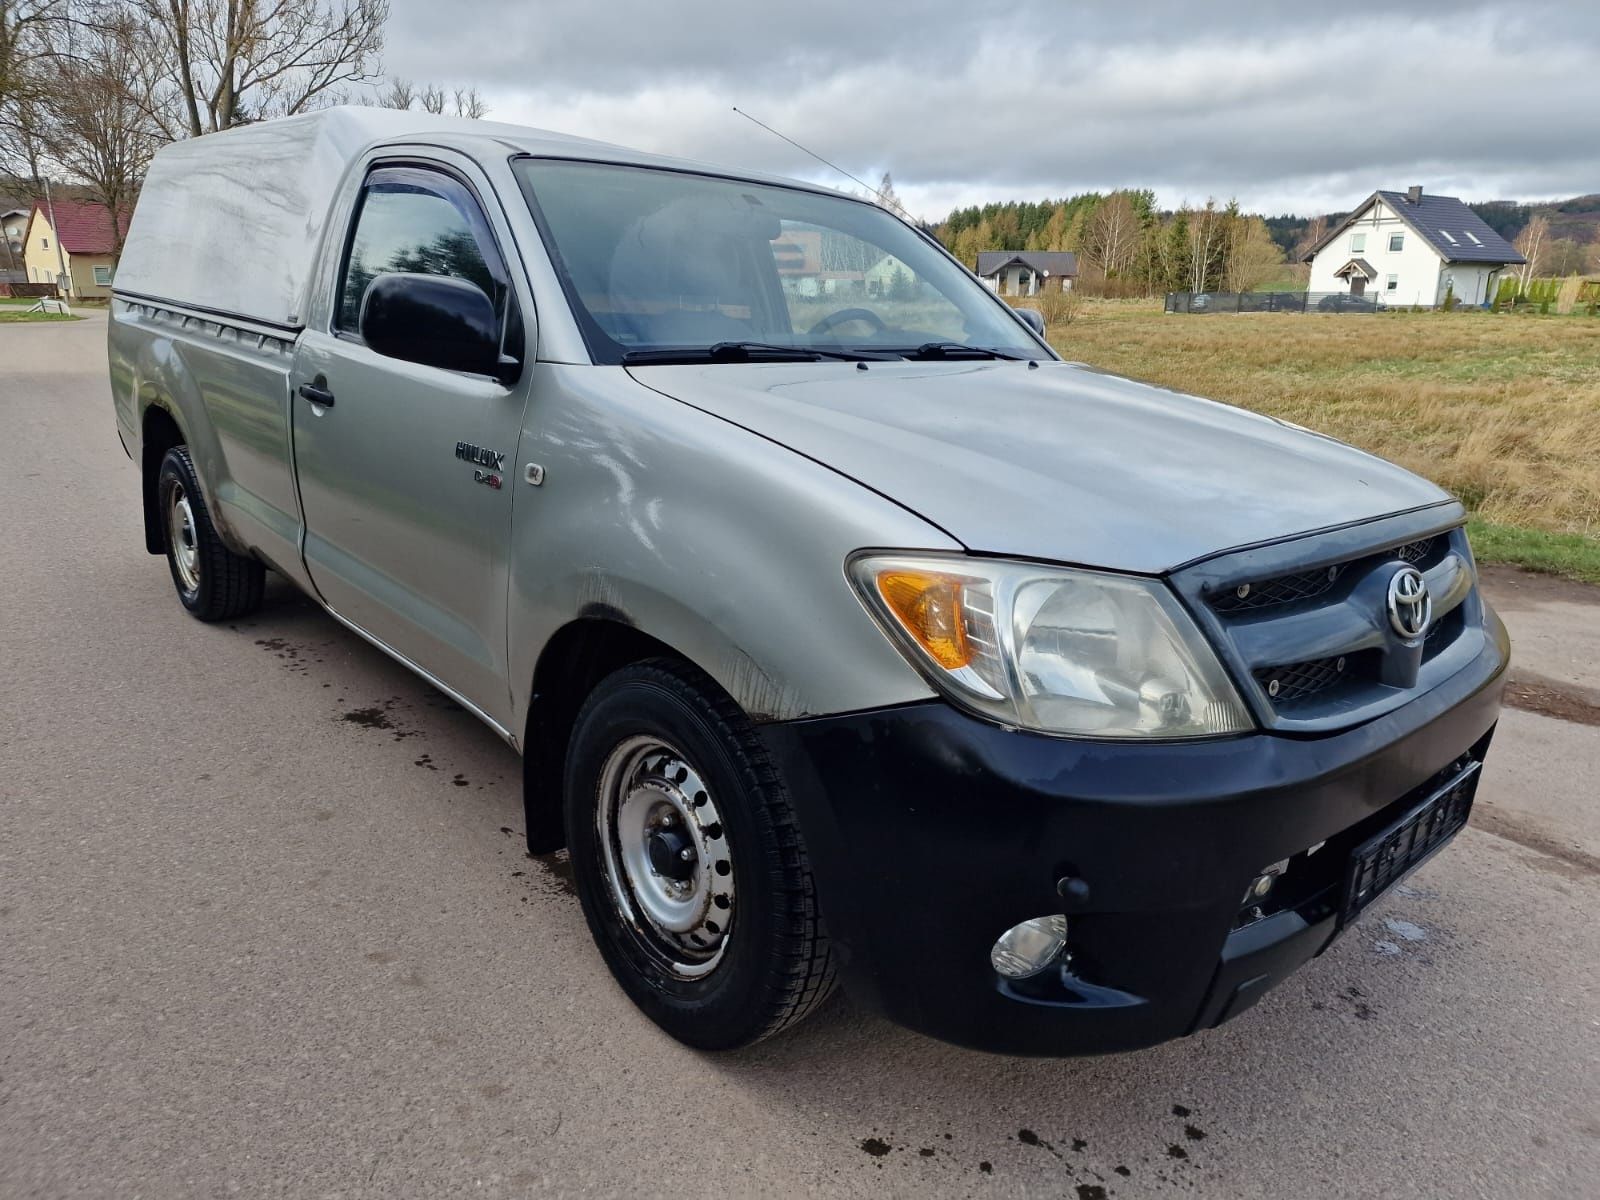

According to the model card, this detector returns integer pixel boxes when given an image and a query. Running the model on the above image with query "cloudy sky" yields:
[383,0,1600,221]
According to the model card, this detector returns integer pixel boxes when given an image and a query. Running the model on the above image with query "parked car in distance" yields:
[1317,293,1381,313]
[108,109,1507,1055]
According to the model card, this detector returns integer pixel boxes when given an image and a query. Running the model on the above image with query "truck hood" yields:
[626,359,1451,574]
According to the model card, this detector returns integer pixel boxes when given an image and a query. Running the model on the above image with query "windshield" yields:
[512,159,1043,364]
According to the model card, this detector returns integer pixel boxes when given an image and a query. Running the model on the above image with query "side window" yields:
[1388,233,1405,252]
[1350,232,1366,253]
[336,166,509,335]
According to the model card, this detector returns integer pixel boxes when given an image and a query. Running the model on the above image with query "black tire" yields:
[156,446,265,622]
[564,659,836,1050]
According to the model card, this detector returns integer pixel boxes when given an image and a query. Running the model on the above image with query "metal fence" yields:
[0,281,60,299]
[1165,291,1426,314]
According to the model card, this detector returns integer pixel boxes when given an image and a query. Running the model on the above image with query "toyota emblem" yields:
[1386,566,1432,640]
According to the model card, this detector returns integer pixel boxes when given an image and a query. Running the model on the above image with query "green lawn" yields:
[1466,519,1600,585]
[0,308,79,322]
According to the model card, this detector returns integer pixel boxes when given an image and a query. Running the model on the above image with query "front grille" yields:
[1211,564,1341,613]
[1254,656,1346,704]
[1209,536,1439,616]
[1174,522,1480,732]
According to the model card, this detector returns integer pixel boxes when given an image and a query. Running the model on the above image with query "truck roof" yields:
[115,107,823,331]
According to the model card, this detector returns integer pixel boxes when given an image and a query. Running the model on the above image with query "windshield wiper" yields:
[899,341,1030,361]
[621,341,885,365]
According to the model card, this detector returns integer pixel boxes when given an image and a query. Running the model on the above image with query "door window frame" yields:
[330,160,523,370]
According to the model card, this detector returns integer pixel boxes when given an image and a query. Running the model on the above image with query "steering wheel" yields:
[807,307,889,338]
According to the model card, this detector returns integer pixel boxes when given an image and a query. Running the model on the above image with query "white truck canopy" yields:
[115,107,615,330]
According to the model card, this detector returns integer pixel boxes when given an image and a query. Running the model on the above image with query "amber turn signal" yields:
[875,570,972,670]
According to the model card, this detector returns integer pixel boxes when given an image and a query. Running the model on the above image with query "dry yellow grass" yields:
[1049,302,1600,538]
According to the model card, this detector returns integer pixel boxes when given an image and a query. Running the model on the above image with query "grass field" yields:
[1047,302,1600,582]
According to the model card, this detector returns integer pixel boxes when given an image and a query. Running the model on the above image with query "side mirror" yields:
[360,272,513,380]
[1015,306,1046,336]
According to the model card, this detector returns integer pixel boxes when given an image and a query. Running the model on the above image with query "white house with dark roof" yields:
[1302,187,1524,307]
[975,251,1078,296]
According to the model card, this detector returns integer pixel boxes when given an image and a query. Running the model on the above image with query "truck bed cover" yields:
[114,108,616,330]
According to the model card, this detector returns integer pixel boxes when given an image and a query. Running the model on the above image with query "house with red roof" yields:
[22,199,130,299]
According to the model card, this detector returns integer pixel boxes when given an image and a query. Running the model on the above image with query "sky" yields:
[382,0,1600,222]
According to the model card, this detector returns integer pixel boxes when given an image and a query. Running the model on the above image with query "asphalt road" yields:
[3,312,1597,1199]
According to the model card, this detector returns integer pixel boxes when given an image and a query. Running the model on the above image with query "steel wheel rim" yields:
[596,735,735,979]
[168,483,200,594]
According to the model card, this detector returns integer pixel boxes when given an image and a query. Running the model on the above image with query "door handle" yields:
[297,381,335,408]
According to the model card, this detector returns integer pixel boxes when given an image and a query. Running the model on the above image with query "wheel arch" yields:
[140,401,187,555]
[521,616,701,854]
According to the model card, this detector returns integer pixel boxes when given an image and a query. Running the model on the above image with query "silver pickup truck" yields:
[109,108,1507,1055]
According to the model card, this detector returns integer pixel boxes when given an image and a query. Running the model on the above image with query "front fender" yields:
[506,364,951,728]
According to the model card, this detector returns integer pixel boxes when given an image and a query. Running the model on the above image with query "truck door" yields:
[289,161,530,729]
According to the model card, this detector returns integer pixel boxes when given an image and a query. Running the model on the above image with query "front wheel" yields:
[564,660,836,1049]
[157,446,265,621]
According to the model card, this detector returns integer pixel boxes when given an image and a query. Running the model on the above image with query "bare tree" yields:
[875,171,909,220]
[376,76,487,118]
[0,0,62,172]
[451,87,487,119]
[1223,215,1286,292]
[0,87,47,177]
[37,15,165,258]
[1079,192,1142,277]
[1,0,56,105]
[131,0,389,136]
[1293,214,1328,262]
[375,74,414,111]
[1514,214,1549,291]
[1542,235,1587,277]
[1186,200,1230,292]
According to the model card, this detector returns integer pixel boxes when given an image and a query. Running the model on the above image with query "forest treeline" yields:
[936,191,1294,296]
[934,190,1600,297]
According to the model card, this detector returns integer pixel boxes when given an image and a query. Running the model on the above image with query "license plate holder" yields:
[1340,760,1481,926]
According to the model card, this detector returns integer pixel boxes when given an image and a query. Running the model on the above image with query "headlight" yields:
[849,553,1252,739]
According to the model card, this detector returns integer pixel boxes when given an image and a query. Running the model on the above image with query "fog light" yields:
[1242,858,1290,904]
[990,915,1069,979]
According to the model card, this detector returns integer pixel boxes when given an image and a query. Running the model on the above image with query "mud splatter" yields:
[1171,1104,1191,1118]
[918,1148,935,1158]
[529,850,578,897]
[1184,1124,1208,1141]
[978,1162,993,1174]
[1076,1186,1107,1200]
[342,706,393,730]
[860,1137,891,1158]
[1167,1145,1189,1160]
[1016,1129,1059,1157]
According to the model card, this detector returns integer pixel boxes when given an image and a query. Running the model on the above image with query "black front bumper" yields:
[759,613,1508,1056]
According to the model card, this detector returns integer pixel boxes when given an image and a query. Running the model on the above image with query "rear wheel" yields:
[564,659,836,1049]
[157,446,265,621]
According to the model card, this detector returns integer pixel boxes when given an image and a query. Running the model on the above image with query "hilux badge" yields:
[455,441,506,471]
[1386,566,1431,640]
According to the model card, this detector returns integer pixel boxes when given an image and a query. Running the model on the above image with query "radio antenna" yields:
[731,106,898,211]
